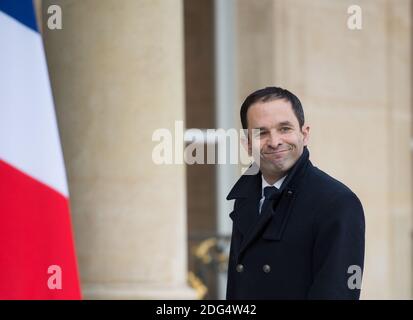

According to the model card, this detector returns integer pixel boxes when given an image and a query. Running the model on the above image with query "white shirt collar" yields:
[261,175,287,197]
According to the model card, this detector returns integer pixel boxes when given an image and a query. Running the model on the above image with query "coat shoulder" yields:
[306,165,357,198]
[304,165,364,215]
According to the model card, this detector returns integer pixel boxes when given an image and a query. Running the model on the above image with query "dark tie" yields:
[259,186,281,215]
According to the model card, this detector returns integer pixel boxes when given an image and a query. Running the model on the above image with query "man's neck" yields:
[261,171,286,185]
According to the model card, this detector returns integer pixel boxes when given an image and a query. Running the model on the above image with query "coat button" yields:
[263,264,271,273]
[236,264,244,273]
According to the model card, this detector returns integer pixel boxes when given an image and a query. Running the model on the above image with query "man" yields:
[226,86,365,299]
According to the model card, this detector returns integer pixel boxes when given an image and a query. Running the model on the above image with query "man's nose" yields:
[267,130,282,148]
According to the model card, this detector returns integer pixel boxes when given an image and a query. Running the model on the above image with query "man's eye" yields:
[252,131,262,138]
[280,127,291,132]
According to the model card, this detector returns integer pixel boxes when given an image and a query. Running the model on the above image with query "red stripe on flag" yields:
[0,159,81,299]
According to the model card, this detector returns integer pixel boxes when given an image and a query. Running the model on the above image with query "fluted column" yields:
[41,0,196,299]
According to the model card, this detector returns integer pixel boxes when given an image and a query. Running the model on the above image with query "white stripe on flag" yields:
[0,11,68,197]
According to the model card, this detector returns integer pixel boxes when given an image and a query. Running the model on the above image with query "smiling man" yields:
[226,86,365,300]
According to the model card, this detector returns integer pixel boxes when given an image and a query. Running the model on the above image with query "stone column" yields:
[235,0,412,299]
[41,0,196,299]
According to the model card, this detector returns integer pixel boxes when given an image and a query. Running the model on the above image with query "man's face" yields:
[247,99,310,177]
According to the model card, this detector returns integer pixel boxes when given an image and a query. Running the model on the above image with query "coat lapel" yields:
[229,197,258,236]
[262,188,296,241]
[237,188,296,253]
[228,170,261,238]
[238,201,274,253]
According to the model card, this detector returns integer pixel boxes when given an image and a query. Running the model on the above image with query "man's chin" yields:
[261,159,289,174]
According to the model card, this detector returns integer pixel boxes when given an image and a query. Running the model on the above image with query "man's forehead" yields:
[247,100,298,127]
[249,99,293,115]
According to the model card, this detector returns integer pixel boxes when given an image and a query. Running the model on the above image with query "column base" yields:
[82,283,198,300]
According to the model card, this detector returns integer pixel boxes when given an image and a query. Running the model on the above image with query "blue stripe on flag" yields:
[0,0,38,32]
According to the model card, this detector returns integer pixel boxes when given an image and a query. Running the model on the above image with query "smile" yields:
[264,147,292,155]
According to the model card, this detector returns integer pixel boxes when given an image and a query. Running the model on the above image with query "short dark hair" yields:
[240,86,305,129]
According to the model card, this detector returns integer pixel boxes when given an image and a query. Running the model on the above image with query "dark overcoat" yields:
[226,147,365,299]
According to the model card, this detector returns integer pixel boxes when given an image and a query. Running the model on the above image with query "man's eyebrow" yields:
[278,121,294,127]
[251,122,294,131]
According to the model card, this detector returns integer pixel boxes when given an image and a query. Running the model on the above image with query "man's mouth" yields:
[264,146,293,155]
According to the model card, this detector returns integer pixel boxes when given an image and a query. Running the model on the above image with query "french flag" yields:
[0,0,81,299]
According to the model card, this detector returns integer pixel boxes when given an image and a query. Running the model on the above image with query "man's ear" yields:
[302,125,310,146]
